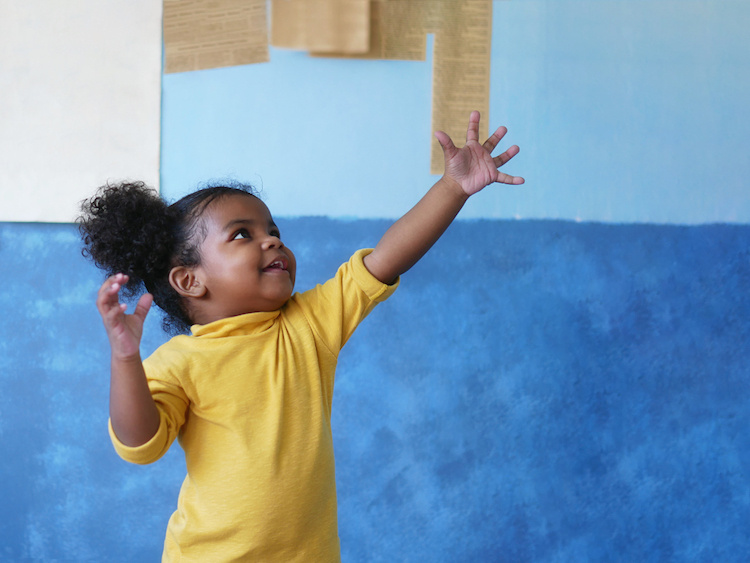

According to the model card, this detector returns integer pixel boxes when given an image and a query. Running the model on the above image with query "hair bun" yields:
[79,181,177,295]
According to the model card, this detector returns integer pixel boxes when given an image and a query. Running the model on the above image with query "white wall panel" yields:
[0,1,162,222]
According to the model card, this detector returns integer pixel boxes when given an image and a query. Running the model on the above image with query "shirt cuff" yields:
[350,248,399,301]
[108,415,171,465]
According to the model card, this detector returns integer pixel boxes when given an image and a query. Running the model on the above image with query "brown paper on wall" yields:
[430,1,492,174]
[163,0,493,173]
[270,0,370,54]
[329,0,438,61]
[164,0,269,73]
[310,0,492,174]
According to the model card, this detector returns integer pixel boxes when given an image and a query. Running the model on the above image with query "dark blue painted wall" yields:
[1,219,748,561]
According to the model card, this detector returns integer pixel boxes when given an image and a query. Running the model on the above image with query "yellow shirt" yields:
[109,249,398,562]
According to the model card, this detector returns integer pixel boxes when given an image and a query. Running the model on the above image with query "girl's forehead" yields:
[204,193,272,226]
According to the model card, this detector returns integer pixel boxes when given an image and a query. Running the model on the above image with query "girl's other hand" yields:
[96,273,153,360]
[435,110,524,196]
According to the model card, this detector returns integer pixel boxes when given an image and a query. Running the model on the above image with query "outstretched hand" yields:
[97,273,153,360]
[435,110,524,196]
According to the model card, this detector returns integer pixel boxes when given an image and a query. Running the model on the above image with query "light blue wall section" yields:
[161,0,750,224]
[493,0,750,224]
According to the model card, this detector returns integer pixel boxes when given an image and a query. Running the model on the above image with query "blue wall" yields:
[2,219,748,561]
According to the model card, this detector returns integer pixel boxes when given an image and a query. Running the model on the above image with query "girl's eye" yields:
[270,230,281,239]
[232,229,251,240]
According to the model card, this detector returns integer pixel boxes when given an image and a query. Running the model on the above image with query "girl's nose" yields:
[262,235,283,249]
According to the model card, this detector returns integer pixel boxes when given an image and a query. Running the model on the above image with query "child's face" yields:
[192,194,296,321]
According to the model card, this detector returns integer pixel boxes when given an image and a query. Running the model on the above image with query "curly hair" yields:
[78,180,258,334]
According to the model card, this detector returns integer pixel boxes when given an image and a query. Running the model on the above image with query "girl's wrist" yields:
[111,351,143,367]
[438,175,470,201]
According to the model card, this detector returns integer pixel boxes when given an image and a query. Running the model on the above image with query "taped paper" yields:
[164,0,269,73]
[271,0,370,54]
[430,1,492,174]
[306,0,493,174]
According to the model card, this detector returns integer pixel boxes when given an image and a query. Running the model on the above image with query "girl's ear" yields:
[169,265,206,298]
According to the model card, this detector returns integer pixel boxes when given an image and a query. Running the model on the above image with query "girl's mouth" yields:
[263,257,288,272]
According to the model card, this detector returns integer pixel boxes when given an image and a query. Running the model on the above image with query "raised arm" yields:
[363,111,524,284]
[97,273,160,446]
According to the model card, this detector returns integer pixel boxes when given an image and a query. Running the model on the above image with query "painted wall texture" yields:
[1,219,748,561]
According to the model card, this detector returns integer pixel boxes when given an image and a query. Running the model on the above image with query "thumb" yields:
[434,130,457,156]
[133,292,154,323]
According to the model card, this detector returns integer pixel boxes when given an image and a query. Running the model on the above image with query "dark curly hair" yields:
[78,180,259,334]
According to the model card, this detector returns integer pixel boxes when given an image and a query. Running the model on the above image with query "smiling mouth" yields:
[263,258,288,272]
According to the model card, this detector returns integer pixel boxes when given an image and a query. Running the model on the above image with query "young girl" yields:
[79,112,523,562]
